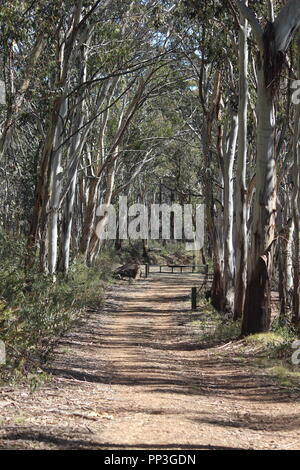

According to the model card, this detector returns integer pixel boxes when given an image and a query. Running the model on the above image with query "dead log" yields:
[113,263,141,279]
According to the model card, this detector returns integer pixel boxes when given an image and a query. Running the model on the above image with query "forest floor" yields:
[0,272,300,450]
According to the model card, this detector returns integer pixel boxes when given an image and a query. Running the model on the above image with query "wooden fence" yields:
[144,264,209,277]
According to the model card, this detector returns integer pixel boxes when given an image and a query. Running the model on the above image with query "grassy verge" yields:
[187,296,300,389]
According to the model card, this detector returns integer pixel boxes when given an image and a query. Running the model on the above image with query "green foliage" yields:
[188,300,241,346]
[0,234,112,383]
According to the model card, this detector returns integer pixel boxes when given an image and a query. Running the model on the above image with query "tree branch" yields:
[236,1,263,51]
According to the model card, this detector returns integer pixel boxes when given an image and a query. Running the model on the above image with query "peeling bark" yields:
[234,7,248,320]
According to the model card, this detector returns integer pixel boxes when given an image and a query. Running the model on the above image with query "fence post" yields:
[191,287,197,310]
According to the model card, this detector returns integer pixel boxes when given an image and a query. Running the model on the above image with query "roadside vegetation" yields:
[187,294,300,390]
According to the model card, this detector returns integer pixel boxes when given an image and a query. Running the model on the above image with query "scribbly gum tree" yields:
[237,0,300,335]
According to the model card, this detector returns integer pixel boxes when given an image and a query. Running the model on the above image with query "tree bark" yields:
[223,105,238,312]
[292,50,300,325]
[242,58,276,335]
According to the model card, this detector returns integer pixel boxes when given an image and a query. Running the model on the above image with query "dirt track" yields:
[0,273,300,450]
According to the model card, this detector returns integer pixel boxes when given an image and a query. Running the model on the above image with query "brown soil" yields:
[0,273,300,450]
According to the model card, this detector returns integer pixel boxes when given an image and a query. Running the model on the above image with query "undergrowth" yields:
[0,232,114,385]
[188,295,300,388]
[118,240,195,266]
[188,299,241,346]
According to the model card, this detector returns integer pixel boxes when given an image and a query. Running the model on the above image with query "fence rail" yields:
[145,264,209,277]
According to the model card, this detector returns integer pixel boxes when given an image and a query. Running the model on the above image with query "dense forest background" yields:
[1,0,300,380]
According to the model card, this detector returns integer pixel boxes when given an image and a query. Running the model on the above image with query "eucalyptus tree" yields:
[233,0,248,320]
[77,2,179,266]
[85,63,182,265]
[291,38,300,325]
[236,0,300,335]
[0,1,58,162]
[23,0,178,274]
[172,1,243,311]
[222,95,239,312]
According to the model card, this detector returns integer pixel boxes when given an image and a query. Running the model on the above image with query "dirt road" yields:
[0,273,300,449]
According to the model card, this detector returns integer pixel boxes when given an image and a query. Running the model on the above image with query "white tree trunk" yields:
[47,98,68,275]
[292,63,300,323]
[87,160,117,266]
[234,9,248,320]
[223,107,238,312]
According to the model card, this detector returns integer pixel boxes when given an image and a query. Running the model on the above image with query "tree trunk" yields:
[200,71,224,309]
[234,8,248,320]
[223,106,238,312]
[242,56,276,335]
[58,29,90,273]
